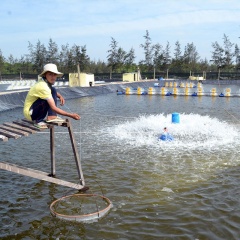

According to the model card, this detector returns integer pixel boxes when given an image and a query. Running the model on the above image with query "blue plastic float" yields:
[117,91,125,95]
[172,112,180,124]
[219,93,224,97]
[159,133,174,141]
[158,112,179,141]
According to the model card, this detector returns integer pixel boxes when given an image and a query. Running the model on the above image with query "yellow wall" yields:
[69,73,95,87]
[122,72,139,82]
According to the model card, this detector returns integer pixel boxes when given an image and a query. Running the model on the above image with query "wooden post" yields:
[0,118,87,190]
[77,63,81,86]
[66,119,85,186]
[218,67,221,80]
[50,126,55,177]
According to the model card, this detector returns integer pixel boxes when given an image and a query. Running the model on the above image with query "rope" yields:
[81,112,136,119]
[224,108,240,124]
[214,77,240,124]
[50,99,113,222]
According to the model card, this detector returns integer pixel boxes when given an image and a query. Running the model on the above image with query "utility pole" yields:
[77,63,81,86]
[218,66,221,80]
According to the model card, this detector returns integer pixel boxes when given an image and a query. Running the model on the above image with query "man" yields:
[23,63,80,129]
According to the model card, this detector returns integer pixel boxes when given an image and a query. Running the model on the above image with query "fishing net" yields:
[50,194,113,222]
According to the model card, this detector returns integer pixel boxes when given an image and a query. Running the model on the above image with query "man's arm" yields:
[47,98,80,120]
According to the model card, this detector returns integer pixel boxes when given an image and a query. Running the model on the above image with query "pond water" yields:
[0,85,240,239]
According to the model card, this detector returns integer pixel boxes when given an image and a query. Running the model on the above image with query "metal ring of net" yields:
[50,193,113,222]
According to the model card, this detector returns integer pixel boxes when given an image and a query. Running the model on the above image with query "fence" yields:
[1,71,240,81]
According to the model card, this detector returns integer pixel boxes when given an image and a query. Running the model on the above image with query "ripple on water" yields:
[1,95,240,239]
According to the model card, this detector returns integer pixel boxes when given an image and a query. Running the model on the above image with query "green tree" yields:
[211,41,224,70]
[0,49,5,75]
[152,43,164,71]
[90,60,109,73]
[79,45,90,72]
[67,49,75,73]
[71,44,81,72]
[5,54,16,73]
[171,41,183,72]
[107,37,136,73]
[198,58,209,72]
[183,42,200,72]
[124,47,136,72]
[173,41,182,60]
[107,37,119,73]
[234,44,240,69]
[28,40,47,73]
[140,30,153,70]
[115,47,127,72]
[59,43,70,73]
[162,41,171,71]
[222,34,234,68]
[47,38,59,64]
[68,44,90,72]
[18,55,32,75]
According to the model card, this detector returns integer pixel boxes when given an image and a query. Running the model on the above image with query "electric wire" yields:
[215,76,240,124]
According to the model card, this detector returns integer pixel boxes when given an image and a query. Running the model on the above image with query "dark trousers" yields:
[30,87,57,123]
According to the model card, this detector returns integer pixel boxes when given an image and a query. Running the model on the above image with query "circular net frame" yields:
[50,194,113,222]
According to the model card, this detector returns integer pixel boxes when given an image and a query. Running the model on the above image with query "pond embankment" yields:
[1,79,240,112]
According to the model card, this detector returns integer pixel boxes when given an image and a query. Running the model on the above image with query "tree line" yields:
[0,30,239,77]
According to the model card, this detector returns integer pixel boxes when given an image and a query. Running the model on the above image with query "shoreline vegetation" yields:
[0,32,239,81]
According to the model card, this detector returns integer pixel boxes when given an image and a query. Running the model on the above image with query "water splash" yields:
[107,113,240,152]
[104,113,240,186]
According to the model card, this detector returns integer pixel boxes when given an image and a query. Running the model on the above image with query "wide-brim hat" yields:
[39,63,63,77]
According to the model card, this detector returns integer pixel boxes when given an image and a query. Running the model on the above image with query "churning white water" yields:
[107,113,239,150]
[103,113,240,186]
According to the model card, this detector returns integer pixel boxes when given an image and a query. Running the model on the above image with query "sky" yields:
[0,0,239,63]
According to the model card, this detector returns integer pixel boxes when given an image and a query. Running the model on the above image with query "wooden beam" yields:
[0,128,22,139]
[3,122,37,134]
[22,118,68,127]
[67,119,85,186]
[13,120,42,131]
[0,125,29,136]
[44,121,69,127]
[50,127,56,176]
[0,161,84,190]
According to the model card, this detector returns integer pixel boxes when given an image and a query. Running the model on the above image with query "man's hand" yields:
[71,113,81,120]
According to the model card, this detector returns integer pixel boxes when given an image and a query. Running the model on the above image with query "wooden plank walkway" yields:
[0,118,70,142]
[0,119,44,141]
[0,119,87,191]
[0,161,82,189]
